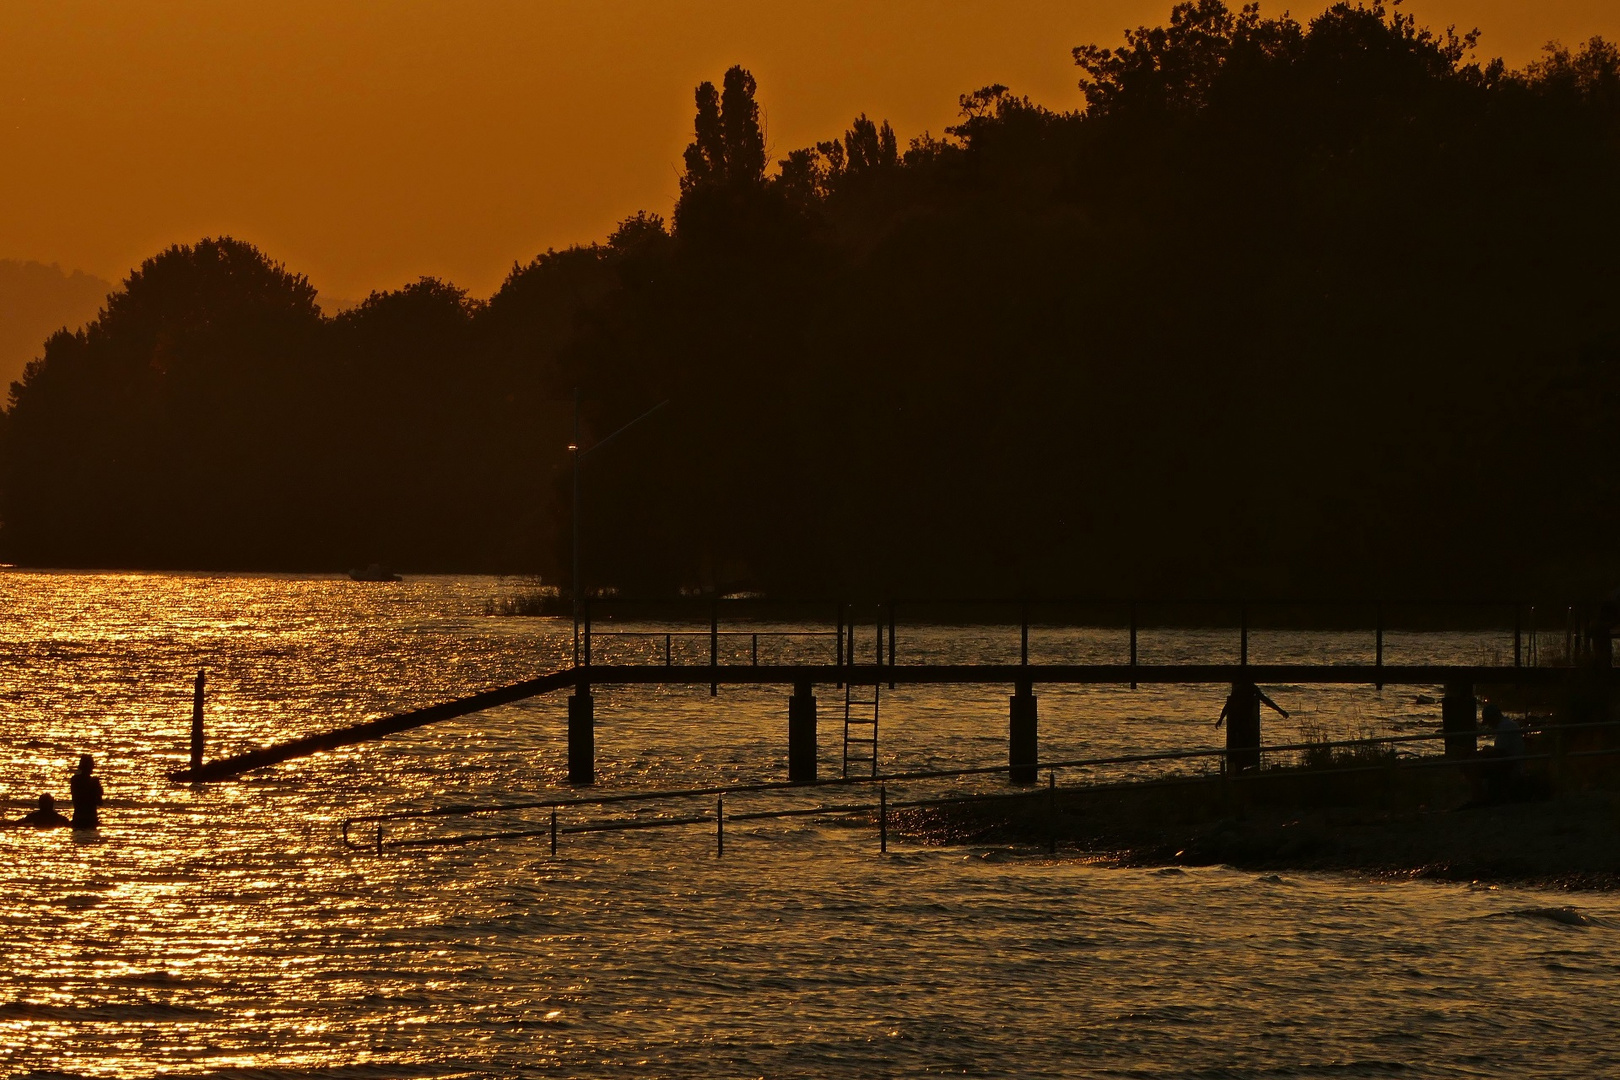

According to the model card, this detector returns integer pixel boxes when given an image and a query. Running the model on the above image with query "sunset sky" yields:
[3,0,1617,308]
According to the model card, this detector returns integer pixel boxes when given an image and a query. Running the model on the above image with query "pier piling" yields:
[568,687,596,785]
[788,681,818,783]
[1441,681,1477,759]
[1224,682,1262,773]
[1009,680,1038,784]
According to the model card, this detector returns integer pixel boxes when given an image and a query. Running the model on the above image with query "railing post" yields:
[1129,604,1138,690]
[1240,602,1248,667]
[376,823,383,856]
[835,603,845,688]
[752,632,758,666]
[1554,720,1567,789]
[710,601,718,697]
[888,602,897,689]
[1375,604,1384,690]
[1514,604,1523,669]
[550,808,558,856]
[665,632,672,666]
[1021,604,1029,666]
[583,599,592,669]
[716,795,724,858]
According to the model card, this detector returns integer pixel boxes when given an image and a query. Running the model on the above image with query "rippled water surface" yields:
[1,571,1615,1078]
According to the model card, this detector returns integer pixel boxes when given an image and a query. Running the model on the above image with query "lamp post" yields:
[570,389,581,667]
[569,391,670,667]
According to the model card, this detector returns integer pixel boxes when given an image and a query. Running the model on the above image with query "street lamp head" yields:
[567,444,579,452]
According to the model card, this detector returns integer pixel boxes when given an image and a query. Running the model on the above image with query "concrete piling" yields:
[568,687,595,785]
[788,680,817,783]
[1224,682,1262,773]
[1010,680,1038,784]
[1441,680,1476,759]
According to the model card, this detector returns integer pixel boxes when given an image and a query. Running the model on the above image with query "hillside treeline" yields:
[4,1,1618,599]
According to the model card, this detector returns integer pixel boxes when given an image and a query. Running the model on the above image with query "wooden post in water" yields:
[1047,769,1057,855]
[568,681,596,785]
[788,680,818,783]
[190,669,206,772]
[879,782,888,853]
[716,795,724,857]
[1009,679,1038,784]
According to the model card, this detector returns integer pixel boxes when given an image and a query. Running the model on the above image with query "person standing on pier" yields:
[70,754,103,830]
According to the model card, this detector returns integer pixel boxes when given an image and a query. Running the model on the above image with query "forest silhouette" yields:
[3,1,1617,600]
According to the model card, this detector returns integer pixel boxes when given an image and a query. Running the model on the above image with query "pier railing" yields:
[339,719,1620,857]
[573,595,1613,692]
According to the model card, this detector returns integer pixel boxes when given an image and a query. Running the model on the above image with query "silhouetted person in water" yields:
[1216,682,1289,773]
[21,793,71,828]
[70,754,102,829]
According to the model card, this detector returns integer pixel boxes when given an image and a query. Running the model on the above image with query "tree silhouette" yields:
[680,65,766,192]
[681,81,725,190]
[3,5,1618,600]
[720,66,766,185]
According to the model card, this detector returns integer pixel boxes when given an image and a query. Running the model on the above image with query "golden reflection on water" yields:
[0,570,1616,1077]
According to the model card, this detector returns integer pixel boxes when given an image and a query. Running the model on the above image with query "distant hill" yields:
[0,261,112,395]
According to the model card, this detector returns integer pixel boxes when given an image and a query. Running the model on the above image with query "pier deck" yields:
[170,660,1605,783]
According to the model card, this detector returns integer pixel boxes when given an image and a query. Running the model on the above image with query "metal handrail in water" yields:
[340,720,1620,854]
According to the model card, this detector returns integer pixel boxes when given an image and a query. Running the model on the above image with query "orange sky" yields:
[3,0,1616,305]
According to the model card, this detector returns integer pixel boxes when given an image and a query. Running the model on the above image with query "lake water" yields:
[1,571,1615,1078]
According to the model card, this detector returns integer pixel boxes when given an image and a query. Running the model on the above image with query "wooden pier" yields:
[168,599,1617,785]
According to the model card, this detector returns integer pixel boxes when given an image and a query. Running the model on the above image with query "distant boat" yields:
[348,563,402,583]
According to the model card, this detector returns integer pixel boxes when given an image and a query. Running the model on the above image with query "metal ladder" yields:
[843,680,880,778]
[838,605,890,778]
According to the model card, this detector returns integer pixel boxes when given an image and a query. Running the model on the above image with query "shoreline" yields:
[899,768,1620,891]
